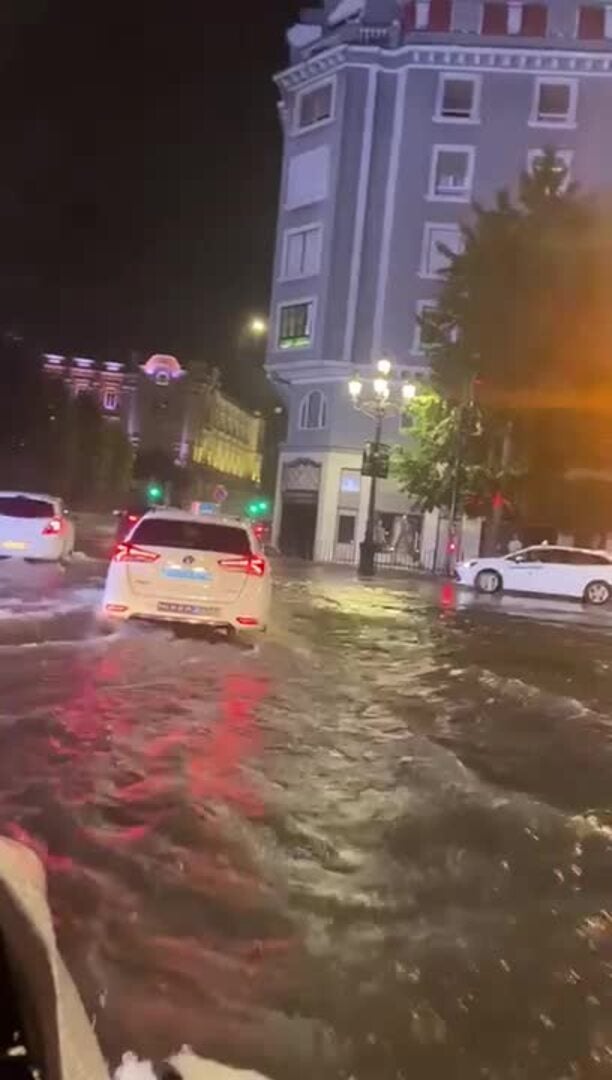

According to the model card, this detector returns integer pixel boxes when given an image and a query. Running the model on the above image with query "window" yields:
[428,0,452,30]
[340,470,361,494]
[520,3,547,35]
[421,223,463,278]
[413,302,438,354]
[130,518,251,555]
[286,147,330,209]
[531,79,577,126]
[277,301,314,350]
[429,145,475,200]
[482,2,509,34]
[578,5,605,39]
[0,496,55,519]
[296,82,334,131]
[527,149,573,189]
[281,225,322,280]
[436,75,479,122]
[299,389,327,429]
[337,515,356,545]
[401,1,451,31]
[103,388,118,411]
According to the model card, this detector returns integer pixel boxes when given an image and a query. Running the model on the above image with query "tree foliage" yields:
[397,151,612,533]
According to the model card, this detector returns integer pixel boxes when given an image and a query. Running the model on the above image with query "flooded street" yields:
[2,560,612,1077]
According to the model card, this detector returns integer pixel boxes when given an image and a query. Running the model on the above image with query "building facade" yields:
[43,352,263,491]
[266,0,612,564]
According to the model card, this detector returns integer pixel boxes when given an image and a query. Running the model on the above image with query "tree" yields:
[393,387,522,516]
[408,151,612,543]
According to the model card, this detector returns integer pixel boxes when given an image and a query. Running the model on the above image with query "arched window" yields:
[299,389,327,430]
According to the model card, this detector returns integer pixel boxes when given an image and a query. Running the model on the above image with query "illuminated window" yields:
[277,301,314,350]
[340,470,361,494]
[103,388,119,411]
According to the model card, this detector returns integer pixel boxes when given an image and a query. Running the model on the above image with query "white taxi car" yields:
[456,545,612,605]
[0,492,75,562]
[102,509,271,632]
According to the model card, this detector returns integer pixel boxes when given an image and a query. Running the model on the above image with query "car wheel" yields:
[584,580,612,606]
[475,569,502,595]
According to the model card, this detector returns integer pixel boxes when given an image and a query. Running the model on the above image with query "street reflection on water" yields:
[1,561,612,1077]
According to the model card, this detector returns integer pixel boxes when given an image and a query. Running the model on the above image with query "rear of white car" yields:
[102,510,271,631]
[0,492,74,562]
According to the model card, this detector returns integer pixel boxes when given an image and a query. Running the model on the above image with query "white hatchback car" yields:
[0,492,75,563]
[456,545,612,605]
[103,509,271,632]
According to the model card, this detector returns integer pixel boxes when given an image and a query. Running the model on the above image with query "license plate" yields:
[2,541,27,551]
[157,602,220,617]
[163,567,212,581]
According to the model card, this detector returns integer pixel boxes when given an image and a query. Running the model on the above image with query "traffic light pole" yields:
[358,408,383,579]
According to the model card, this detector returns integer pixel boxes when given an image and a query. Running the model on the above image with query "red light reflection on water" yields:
[56,659,270,836]
[439,582,457,611]
[186,673,269,818]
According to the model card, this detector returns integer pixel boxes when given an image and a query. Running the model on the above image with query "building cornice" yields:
[276,42,612,92]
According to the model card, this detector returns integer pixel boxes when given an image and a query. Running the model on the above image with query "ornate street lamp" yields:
[348,359,416,578]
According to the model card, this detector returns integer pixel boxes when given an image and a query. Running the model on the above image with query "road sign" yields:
[361,442,390,479]
[213,485,228,504]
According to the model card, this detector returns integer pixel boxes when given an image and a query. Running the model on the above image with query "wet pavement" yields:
[2,559,612,1077]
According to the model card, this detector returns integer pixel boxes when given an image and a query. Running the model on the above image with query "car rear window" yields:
[131,518,252,555]
[0,496,55,519]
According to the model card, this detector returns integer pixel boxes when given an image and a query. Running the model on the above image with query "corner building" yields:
[266,0,612,565]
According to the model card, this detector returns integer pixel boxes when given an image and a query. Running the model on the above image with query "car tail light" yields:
[42,516,64,536]
[236,616,259,626]
[217,556,266,577]
[112,542,160,564]
[105,603,128,614]
[127,514,140,524]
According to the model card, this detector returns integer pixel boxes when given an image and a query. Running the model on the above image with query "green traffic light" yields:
[148,484,163,501]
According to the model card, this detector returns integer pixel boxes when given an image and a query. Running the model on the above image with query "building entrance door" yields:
[279,495,318,560]
[278,459,321,560]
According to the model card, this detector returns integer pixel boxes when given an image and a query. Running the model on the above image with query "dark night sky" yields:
[0,0,302,393]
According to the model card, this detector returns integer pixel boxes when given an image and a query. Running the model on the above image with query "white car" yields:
[102,508,271,632]
[0,492,75,562]
[456,545,612,605]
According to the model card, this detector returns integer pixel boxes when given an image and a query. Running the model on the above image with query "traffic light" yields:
[147,482,164,504]
[246,498,270,519]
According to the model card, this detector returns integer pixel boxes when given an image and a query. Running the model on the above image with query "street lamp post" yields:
[349,359,416,578]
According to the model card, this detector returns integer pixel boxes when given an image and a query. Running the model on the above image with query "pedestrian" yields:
[374,518,387,549]
[507,533,522,554]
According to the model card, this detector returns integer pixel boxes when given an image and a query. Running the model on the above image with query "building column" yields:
[271,453,285,549]
[313,454,339,563]
[355,474,372,566]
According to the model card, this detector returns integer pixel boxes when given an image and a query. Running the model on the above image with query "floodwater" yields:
[2,558,612,1078]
